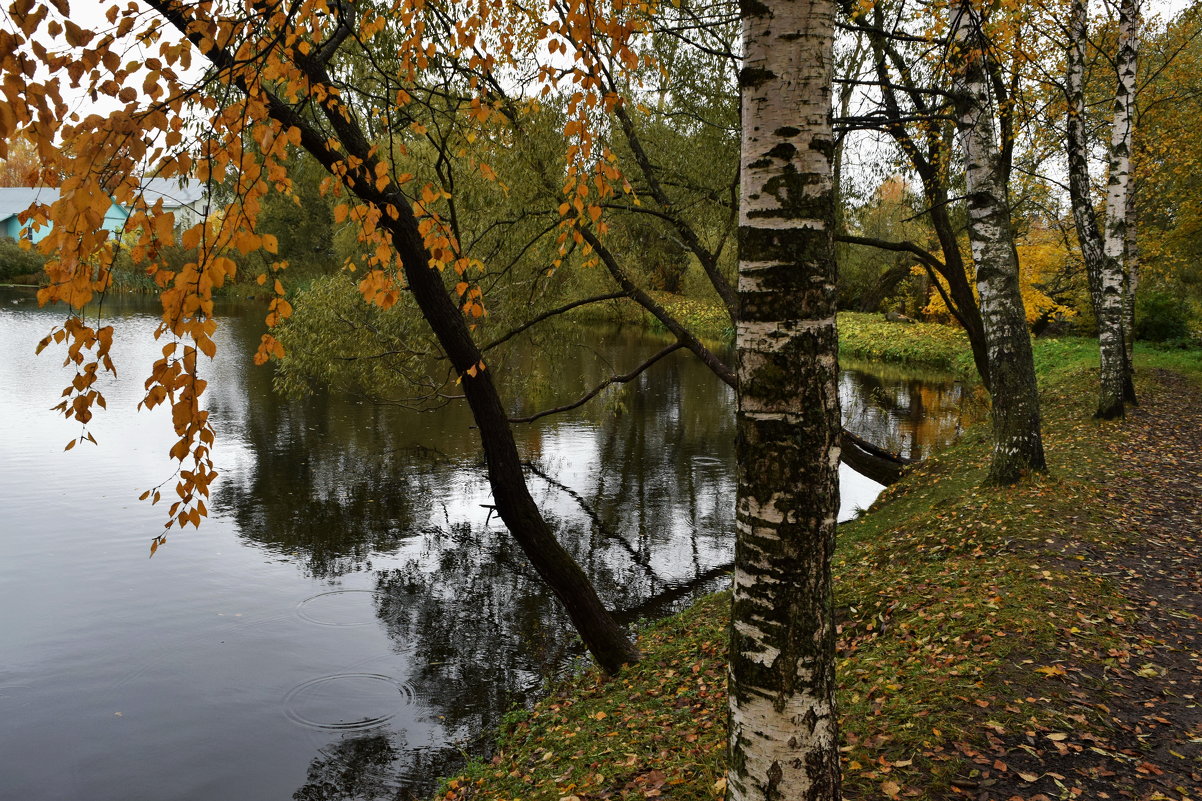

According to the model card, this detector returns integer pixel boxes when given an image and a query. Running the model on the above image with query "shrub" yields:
[0,236,46,283]
[1135,290,1194,343]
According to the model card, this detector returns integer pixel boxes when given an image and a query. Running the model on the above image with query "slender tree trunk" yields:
[727,0,841,796]
[929,198,993,390]
[1123,189,1138,398]
[1066,0,1132,413]
[951,0,1046,484]
[833,35,865,237]
[1065,0,1104,313]
[1099,0,1139,417]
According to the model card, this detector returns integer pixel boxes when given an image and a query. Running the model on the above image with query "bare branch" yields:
[509,343,685,424]
[480,293,627,352]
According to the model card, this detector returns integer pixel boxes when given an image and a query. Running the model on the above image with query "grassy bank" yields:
[569,298,980,376]
[837,312,975,375]
[437,336,1202,801]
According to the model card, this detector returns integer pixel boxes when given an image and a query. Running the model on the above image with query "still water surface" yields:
[0,286,969,800]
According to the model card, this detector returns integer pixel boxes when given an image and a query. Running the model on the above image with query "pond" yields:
[0,286,971,801]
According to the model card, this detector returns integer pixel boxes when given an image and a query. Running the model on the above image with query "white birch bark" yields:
[1099,0,1139,417]
[1123,190,1138,378]
[1066,0,1104,313]
[1066,0,1138,415]
[728,0,841,796]
[950,0,1046,483]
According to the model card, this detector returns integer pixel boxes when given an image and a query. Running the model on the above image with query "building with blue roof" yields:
[0,179,208,244]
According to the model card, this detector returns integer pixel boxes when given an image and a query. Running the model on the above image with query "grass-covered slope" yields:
[438,330,1202,801]
[837,312,975,375]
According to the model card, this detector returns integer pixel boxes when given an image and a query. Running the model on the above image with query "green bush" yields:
[0,237,46,283]
[1135,290,1194,343]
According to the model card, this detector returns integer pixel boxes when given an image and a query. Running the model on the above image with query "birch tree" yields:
[1099,0,1140,417]
[0,0,649,674]
[1064,0,1138,419]
[840,3,997,391]
[1065,0,1105,317]
[727,0,842,796]
[950,0,1047,484]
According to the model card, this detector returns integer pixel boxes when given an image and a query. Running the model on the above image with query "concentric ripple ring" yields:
[284,673,416,731]
[296,589,380,627]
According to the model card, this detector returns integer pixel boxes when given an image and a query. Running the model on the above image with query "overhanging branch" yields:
[480,292,626,352]
[509,342,685,424]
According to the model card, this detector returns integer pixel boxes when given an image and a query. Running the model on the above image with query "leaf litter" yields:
[439,350,1202,801]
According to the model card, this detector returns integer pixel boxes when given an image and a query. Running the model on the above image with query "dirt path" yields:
[977,370,1202,801]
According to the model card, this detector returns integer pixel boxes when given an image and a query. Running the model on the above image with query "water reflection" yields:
[292,733,412,801]
[0,287,970,801]
[841,358,972,460]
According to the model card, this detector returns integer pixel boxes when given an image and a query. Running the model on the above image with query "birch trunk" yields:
[1099,0,1139,418]
[1123,190,1138,396]
[1065,0,1104,314]
[951,0,1046,484]
[727,0,841,796]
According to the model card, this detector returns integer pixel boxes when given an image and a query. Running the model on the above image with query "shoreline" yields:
[433,337,1202,800]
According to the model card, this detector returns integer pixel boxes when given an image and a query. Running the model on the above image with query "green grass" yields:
[837,312,976,376]
[438,339,1202,801]
[569,299,983,371]
[565,291,735,343]
[645,293,734,341]
[1134,341,1202,383]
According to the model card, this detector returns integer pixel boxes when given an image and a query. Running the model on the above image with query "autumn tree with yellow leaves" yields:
[0,0,659,672]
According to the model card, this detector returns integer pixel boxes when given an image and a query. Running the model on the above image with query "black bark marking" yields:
[740,66,776,89]
[767,142,797,160]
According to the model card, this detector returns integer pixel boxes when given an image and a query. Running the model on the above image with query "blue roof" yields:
[0,186,60,222]
[0,180,206,228]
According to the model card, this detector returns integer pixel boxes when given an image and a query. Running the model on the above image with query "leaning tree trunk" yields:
[392,218,642,675]
[928,197,994,391]
[951,0,1047,484]
[727,0,841,796]
[147,0,640,676]
[1099,0,1139,417]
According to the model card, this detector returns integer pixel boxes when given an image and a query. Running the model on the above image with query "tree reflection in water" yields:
[840,358,974,460]
[203,319,969,797]
[292,734,408,801]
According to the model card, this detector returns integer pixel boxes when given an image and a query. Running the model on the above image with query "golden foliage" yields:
[922,228,1074,325]
[0,0,656,537]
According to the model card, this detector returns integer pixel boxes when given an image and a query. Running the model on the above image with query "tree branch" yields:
[580,226,737,388]
[509,342,685,424]
[480,292,627,352]
[836,234,946,271]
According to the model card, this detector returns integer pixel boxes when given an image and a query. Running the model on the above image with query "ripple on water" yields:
[0,685,31,709]
[284,673,416,731]
[296,589,381,627]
